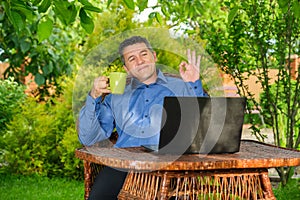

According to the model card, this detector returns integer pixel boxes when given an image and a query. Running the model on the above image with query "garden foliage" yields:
[0,77,26,132]
[260,80,300,149]
[0,76,83,179]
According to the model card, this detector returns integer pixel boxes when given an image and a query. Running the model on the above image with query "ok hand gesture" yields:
[179,49,201,82]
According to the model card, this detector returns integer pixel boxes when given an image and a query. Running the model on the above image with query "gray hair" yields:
[119,36,153,64]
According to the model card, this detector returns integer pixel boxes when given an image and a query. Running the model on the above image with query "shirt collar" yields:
[130,69,168,89]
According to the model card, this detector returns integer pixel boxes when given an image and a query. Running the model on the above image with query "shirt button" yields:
[145,115,148,118]
[146,85,149,88]
[146,99,149,102]
[141,131,144,134]
[194,86,197,89]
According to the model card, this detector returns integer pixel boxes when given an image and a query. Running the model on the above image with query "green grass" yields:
[0,173,299,200]
[0,174,84,200]
[273,178,300,200]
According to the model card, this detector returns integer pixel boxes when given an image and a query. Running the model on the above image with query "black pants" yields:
[88,166,128,200]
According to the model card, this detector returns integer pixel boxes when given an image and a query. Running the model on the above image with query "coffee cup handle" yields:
[106,77,110,90]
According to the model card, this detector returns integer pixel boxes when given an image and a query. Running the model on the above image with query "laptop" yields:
[143,96,246,154]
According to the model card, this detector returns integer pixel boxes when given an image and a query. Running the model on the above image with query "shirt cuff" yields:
[188,79,206,96]
[85,94,102,112]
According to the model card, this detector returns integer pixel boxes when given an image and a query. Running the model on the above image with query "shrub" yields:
[0,97,58,175]
[0,76,83,179]
[0,77,26,132]
[53,76,83,179]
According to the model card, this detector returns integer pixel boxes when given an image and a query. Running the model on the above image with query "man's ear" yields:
[123,65,129,73]
[152,51,157,62]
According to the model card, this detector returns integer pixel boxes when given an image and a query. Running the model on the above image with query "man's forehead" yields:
[122,43,149,55]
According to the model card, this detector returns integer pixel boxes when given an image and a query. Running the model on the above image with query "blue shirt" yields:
[78,70,207,147]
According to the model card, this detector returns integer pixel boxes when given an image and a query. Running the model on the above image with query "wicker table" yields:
[75,140,300,200]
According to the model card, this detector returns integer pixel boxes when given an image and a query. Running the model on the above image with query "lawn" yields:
[0,174,84,200]
[0,173,299,200]
[273,178,300,200]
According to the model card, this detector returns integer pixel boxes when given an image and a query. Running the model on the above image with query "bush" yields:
[0,98,60,175]
[0,77,26,132]
[53,76,83,179]
[0,76,83,179]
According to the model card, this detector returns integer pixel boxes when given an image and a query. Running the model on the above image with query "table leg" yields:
[83,161,92,200]
[83,161,104,200]
[260,171,276,200]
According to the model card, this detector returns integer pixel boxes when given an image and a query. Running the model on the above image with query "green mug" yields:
[109,72,127,94]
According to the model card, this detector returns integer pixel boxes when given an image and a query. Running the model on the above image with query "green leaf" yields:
[107,0,113,7]
[42,61,53,75]
[20,40,31,53]
[292,0,300,19]
[12,1,34,21]
[35,73,45,85]
[53,1,77,25]
[161,6,170,18]
[149,12,156,19]
[155,12,162,24]
[33,0,43,6]
[137,0,148,12]
[228,6,238,25]
[38,0,51,13]
[79,8,90,24]
[278,0,289,9]
[79,0,93,6]
[79,8,94,34]
[81,20,94,34]
[83,5,102,13]
[10,11,24,31]
[123,0,135,10]
[186,29,196,34]
[37,18,53,42]
[184,3,190,18]
[67,4,77,24]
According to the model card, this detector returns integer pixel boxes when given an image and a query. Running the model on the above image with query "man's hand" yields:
[90,76,111,99]
[179,49,201,82]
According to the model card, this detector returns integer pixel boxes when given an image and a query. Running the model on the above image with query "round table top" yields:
[75,140,300,171]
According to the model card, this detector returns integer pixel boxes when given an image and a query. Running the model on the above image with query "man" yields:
[78,36,207,199]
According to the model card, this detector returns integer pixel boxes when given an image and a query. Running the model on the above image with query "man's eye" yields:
[128,57,135,62]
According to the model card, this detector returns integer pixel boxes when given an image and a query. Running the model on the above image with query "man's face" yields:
[122,42,157,84]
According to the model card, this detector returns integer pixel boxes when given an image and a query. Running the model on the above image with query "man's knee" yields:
[88,167,127,200]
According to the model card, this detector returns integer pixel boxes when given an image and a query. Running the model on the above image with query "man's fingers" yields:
[187,49,199,66]
[95,76,109,86]
[187,49,191,64]
[100,89,111,94]
[99,76,109,81]
[179,61,186,72]
[196,55,201,71]
[90,76,111,98]
[191,50,196,65]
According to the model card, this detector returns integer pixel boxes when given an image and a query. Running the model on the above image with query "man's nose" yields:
[136,56,144,65]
